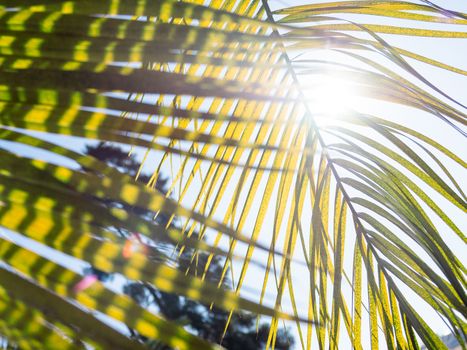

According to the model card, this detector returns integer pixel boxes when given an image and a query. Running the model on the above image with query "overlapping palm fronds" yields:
[0,0,465,349]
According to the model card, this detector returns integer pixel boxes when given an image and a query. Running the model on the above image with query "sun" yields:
[304,72,362,126]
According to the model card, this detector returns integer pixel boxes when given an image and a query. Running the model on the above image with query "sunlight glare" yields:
[306,73,361,126]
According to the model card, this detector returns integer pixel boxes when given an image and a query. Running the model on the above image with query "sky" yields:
[267,0,467,347]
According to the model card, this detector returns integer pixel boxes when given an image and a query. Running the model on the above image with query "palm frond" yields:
[0,0,465,349]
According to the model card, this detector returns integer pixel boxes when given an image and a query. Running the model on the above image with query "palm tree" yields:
[0,1,465,349]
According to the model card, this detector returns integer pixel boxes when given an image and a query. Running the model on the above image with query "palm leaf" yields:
[0,0,465,349]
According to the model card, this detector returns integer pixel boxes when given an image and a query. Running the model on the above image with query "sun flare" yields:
[305,72,362,126]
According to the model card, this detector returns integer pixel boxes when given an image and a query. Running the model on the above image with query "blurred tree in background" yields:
[83,143,294,350]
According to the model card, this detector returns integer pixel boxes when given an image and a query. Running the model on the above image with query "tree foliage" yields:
[83,142,294,350]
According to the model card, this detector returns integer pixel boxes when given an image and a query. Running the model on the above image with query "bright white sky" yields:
[265,1,467,348]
